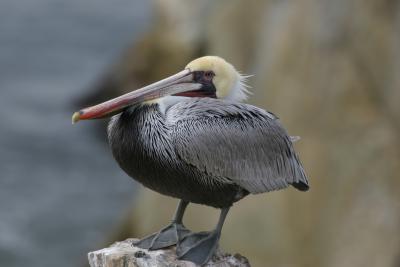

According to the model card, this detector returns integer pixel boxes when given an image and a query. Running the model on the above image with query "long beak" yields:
[72,69,199,124]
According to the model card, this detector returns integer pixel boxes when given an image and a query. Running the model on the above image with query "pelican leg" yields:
[133,200,190,250]
[176,207,229,266]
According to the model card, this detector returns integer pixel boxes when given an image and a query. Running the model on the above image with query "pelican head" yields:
[72,56,250,123]
[185,56,250,101]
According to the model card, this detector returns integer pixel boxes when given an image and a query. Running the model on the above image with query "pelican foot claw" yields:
[176,230,220,266]
[133,222,190,250]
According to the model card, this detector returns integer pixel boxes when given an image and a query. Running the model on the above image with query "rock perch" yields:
[88,238,251,267]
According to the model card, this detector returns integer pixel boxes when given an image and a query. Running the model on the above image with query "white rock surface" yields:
[88,238,251,267]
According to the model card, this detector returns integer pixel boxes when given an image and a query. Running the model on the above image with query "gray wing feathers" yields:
[167,98,308,194]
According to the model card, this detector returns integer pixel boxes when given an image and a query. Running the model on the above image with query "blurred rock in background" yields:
[80,0,400,266]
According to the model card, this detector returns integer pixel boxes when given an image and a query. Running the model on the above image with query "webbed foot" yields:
[176,230,220,266]
[133,222,190,250]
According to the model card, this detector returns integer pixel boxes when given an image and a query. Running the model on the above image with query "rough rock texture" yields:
[88,239,250,267]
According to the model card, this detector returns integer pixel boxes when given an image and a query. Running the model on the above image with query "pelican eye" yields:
[193,71,215,83]
[204,71,215,81]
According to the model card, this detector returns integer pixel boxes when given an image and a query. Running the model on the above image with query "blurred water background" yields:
[0,1,149,266]
[1,1,400,267]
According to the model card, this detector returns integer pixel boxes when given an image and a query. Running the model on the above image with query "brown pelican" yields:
[72,56,309,265]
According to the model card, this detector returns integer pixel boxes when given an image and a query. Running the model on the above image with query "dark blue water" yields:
[0,1,150,266]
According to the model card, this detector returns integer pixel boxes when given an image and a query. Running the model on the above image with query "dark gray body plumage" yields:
[108,98,308,208]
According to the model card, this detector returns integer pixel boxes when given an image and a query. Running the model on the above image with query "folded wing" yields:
[166,98,309,194]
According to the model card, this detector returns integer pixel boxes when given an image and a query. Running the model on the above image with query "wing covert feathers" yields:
[167,98,309,194]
